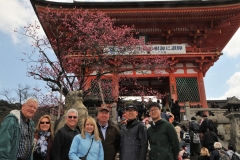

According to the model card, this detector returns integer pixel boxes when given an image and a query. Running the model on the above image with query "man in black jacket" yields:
[173,100,181,123]
[52,108,79,160]
[203,125,218,152]
[96,106,120,160]
[199,115,218,137]
[147,102,179,160]
[119,104,148,160]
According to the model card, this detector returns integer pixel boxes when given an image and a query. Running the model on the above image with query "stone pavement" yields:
[218,137,228,150]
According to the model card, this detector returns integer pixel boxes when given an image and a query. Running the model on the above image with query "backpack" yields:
[218,149,230,160]
[207,119,218,134]
[232,153,240,160]
[192,122,200,132]
[192,133,200,144]
[183,132,191,143]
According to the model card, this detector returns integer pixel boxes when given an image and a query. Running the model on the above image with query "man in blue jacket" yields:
[0,97,39,160]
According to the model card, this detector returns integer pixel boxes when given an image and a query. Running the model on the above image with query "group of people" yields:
[187,114,240,160]
[195,142,240,160]
[1,97,239,160]
[0,97,181,160]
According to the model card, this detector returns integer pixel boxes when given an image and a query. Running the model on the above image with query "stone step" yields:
[115,152,149,160]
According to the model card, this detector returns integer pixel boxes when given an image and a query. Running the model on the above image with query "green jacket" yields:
[147,119,179,160]
[0,110,35,160]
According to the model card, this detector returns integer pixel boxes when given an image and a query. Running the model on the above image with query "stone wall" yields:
[187,108,231,140]
[225,112,240,153]
[188,108,229,124]
[187,107,240,152]
[217,124,231,141]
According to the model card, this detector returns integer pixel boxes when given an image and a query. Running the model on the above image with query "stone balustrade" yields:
[187,107,229,123]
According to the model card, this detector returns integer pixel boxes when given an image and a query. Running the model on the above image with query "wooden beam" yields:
[215,21,231,28]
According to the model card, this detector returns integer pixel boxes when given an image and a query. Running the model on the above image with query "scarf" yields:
[35,131,51,159]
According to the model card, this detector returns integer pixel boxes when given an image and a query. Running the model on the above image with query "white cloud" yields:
[236,63,240,69]
[217,72,240,99]
[208,72,240,100]
[222,28,240,58]
[0,0,38,44]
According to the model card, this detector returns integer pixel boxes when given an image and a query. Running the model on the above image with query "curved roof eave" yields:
[30,0,240,10]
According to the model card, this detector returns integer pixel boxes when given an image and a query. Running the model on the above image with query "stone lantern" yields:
[221,96,240,152]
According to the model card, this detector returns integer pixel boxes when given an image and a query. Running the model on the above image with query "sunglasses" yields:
[68,116,77,119]
[40,122,50,124]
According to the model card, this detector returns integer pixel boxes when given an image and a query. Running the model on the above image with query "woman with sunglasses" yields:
[33,115,54,160]
[69,116,104,160]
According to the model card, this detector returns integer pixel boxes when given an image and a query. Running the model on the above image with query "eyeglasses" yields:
[40,122,50,124]
[68,116,77,119]
[149,108,159,113]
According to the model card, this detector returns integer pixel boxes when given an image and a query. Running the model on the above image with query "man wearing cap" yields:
[96,106,120,160]
[147,102,179,160]
[119,104,148,160]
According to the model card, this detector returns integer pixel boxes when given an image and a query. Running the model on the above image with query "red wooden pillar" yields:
[84,77,92,92]
[198,72,208,108]
[169,72,177,101]
[112,74,119,101]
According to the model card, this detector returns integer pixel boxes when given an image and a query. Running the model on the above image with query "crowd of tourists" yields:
[0,97,240,160]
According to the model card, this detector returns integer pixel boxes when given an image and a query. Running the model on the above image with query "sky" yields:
[0,0,240,101]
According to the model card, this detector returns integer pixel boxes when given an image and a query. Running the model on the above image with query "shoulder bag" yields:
[79,139,93,160]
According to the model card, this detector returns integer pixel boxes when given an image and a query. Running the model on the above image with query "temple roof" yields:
[30,0,240,75]
[31,0,240,51]
[221,96,240,109]
[31,0,240,8]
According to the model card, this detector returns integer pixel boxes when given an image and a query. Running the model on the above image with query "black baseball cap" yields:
[125,104,138,111]
[148,102,160,110]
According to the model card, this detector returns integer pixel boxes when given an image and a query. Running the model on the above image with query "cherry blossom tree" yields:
[16,6,169,100]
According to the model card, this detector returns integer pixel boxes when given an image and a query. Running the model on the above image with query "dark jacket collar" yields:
[64,123,77,131]
[151,118,168,127]
[126,119,139,128]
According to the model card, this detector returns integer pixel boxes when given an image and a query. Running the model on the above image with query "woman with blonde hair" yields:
[197,147,210,160]
[69,116,104,160]
[33,114,54,160]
